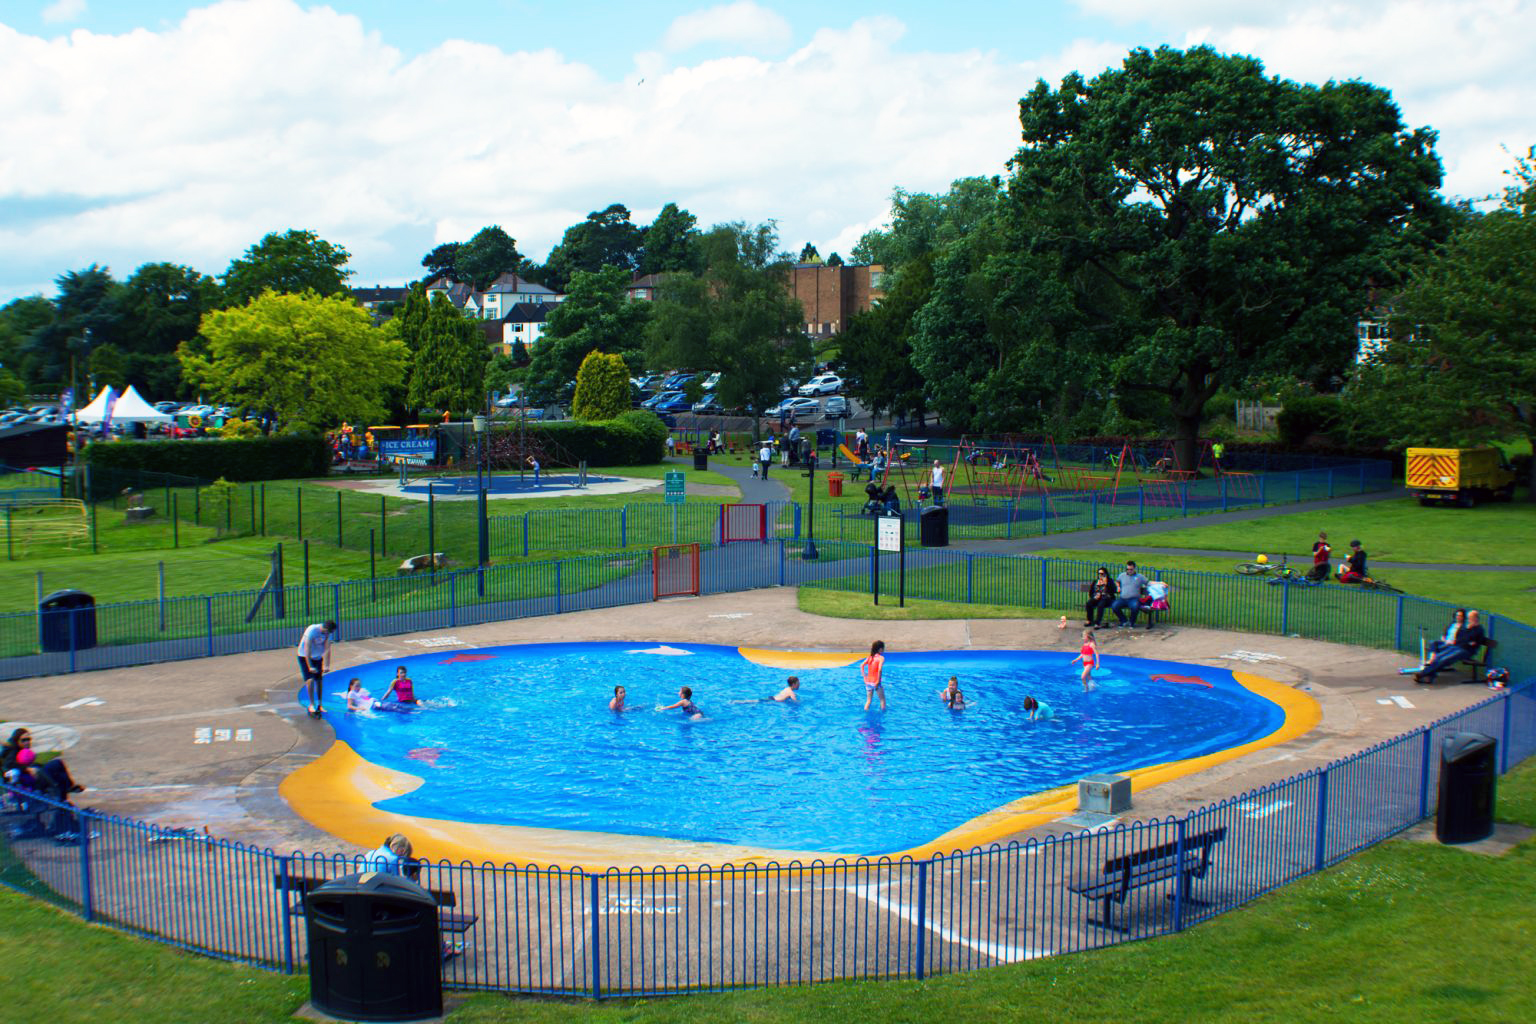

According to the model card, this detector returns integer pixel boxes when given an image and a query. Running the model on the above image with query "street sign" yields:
[877,515,902,552]
[664,470,686,504]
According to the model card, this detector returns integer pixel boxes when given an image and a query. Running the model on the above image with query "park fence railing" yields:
[3,677,1532,995]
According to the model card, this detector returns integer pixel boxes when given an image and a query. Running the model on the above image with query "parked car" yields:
[691,396,724,415]
[823,395,849,419]
[655,394,693,413]
[799,373,843,396]
[778,397,821,421]
[642,390,683,410]
[661,371,696,390]
[700,371,722,392]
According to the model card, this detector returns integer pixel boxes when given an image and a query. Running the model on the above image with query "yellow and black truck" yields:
[1406,447,1516,506]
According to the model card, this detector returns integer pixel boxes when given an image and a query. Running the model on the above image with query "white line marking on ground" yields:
[1390,695,1416,709]
[844,883,1043,962]
[403,636,465,647]
[1237,800,1293,820]
[60,697,104,709]
[707,613,752,619]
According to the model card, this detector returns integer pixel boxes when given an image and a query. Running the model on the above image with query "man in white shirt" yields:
[297,620,337,717]
[930,460,946,506]
[759,441,772,479]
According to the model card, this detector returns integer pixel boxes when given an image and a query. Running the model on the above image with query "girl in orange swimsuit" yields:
[861,640,887,711]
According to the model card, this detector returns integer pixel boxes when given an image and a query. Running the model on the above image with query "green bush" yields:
[572,351,630,421]
[80,433,331,482]
[508,410,667,466]
[1276,395,1343,447]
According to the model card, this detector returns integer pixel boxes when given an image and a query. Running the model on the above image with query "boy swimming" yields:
[772,677,801,702]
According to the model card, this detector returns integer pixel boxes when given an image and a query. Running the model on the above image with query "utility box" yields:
[1079,773,1132,815]
[1406,447,1516,507]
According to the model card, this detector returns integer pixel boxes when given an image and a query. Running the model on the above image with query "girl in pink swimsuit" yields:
[1069,630,1098,691]
[383,666,417,704]
[861,640,887,711]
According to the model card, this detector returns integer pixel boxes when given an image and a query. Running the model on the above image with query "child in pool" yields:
[1023,695,1054,721]
[659,686,703,719]
[772,677,801,702]
[609,685,631,711]
[862,640,887,711]
[945,686,967,710]
[938,676,960,703]
[1069,629,1098,691]
[381,666,417,705]
[344,678,371,713]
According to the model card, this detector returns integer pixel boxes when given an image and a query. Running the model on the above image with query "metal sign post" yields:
[664,471,686,505]
[875,514,904,607]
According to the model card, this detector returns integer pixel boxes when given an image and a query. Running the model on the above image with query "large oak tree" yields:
[1008,46,1443,470]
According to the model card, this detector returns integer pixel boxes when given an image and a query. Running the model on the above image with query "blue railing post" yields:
[555,562,563,614]
[279,855,296,973]
[966,554,974,604]
[523,514,530,557]
[778,539,786,586]
[79,811,94,921]
[620,507,627,548]
[1281,580,1290,635]
[1394,596,1405,650]
[590,872,603,999]
[205,597,214,658]
[1139,487,1145,522]
[1313,768,1330,872]
[1092,491,1098,529]
[1171,818,1188,931]
[915,859,929,980]
[1005,501,1013,539]
[1418,729,1433,820]
[1039,560,1048,609]
[1294,472,1302,503]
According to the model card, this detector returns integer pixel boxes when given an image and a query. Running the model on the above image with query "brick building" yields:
[786,263,885,339]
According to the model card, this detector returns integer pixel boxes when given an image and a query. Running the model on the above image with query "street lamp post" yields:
[803,436,819,561]
[473,414,487,493]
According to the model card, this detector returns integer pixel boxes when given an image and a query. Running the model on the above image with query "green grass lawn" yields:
[1128,495,1536,565]
[6,761,1533,1023]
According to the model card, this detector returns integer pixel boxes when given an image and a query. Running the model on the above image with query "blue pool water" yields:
[315,643,1285,855]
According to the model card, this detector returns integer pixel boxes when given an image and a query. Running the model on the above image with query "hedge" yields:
[506,410,667,466]
[80,434,332,483]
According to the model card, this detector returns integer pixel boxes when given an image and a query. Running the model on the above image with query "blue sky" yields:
[1,1,1530,301]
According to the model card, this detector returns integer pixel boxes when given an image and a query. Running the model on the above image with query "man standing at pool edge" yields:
[298,620,337,717]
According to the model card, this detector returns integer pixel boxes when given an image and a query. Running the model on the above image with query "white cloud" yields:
[40,0,86,24]
[662,2,792,54]
[0,0,1529,301]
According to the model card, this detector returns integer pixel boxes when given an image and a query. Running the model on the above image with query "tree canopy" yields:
[572,350,630,421]
[1005,45,1444,469]
[526,265,649,401]
[640,203,702,275]
[454,226,522,291]
[182,290,405,431]
[406,292,490,417]
[541,204,644,292]
[221,230,352,307]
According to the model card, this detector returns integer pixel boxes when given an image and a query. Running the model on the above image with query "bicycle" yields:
[1342,574,1404,595]
[1235,555,1322,586]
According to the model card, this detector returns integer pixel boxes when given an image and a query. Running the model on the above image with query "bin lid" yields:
[314,871,437,906]
[40,589,94,608]
[1442,732,1496,762]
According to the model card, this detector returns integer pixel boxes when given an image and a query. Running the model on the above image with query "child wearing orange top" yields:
[1069,629,1098,691]
[861,640,887,711]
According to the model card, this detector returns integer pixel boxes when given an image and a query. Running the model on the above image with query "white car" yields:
[798,373,843,396]
[776,397,821,421]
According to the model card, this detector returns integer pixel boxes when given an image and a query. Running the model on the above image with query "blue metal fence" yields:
[2,677,1531,993]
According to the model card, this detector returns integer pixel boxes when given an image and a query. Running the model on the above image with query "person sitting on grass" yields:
[1338,540,1369,583]
[1416,610,1487,685]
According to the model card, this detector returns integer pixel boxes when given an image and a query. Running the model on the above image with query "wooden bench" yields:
[273,872,479,939]
[1455,638,1497,685]
[1069,826,1227,932]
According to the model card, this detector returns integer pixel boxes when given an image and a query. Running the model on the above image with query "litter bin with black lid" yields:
[39,589,96,653]
[693,449,708,471]
[920,505,949,547]
[306,871,442,1022]
[1437,732,1496,845]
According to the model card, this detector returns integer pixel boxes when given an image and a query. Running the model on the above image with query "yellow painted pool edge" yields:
[280,659,1320,870]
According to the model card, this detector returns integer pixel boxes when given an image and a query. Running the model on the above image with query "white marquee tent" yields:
[74,385,173,425]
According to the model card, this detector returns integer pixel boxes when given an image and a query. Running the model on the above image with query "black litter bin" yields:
[693,449,708,471]
[920,505,949,547]
[39,589,96,653]
[1437,732,1497,844]
[306,871,442,1022]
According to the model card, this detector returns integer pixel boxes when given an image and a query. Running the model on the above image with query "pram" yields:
[860,482,884,514]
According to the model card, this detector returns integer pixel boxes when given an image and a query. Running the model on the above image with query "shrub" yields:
[81,433,331,482]
[572,351,630,421]
[1276,395,1343,447]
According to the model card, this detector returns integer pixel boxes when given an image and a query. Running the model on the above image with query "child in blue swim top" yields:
[659,686,703,719]
[1023,695,1054,721]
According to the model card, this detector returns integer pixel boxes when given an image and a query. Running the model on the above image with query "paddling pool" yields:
[286,643,1315,859]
